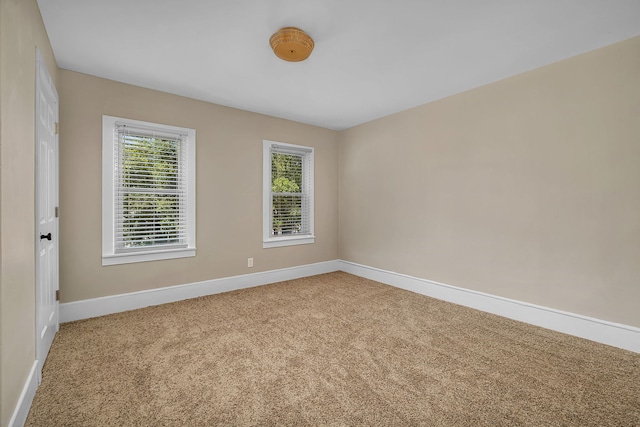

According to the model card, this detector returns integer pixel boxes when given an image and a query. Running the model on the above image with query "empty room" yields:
[2,0,640,425]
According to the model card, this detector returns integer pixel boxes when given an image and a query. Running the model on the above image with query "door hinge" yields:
[55,122,59,135]
[55,206,59,218]
[56,290,60,301]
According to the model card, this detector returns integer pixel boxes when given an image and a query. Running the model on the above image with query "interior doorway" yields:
[35,48,59,380]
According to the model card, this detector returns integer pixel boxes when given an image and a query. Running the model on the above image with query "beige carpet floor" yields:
[26,272,639,426]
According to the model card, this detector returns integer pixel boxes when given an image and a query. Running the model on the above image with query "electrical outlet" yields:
[247,258,254,268]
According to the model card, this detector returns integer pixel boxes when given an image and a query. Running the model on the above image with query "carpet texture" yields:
[26,272,640,426]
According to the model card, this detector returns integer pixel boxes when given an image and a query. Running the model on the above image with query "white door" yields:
[35,49,59,379]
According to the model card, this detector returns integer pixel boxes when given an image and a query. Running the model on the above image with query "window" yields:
[102,116,196,265]
[263,140,314,248]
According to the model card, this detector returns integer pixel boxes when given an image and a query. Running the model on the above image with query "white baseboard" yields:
[8,361,38,427]
[59,258,640,353]
[60,260,340,323]
[339,260,640,354]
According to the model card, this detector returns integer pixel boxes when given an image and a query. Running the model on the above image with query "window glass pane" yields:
[119,192,183,248]
[271,153,302,193]
[122,135,179,190]
[117,133,184,250]
[272,194,302,235]
[271,152,305,236]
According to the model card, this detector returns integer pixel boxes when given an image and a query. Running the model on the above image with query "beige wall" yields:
[339,36,640,327]
[59,70,339,302]
[0,0,59,424]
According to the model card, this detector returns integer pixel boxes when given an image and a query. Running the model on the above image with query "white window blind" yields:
[114,124,189,252]
[270,145,311,236]
[263,140,314,248]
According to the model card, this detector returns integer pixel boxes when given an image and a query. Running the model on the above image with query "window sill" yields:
[263,235,315,249]
[102,248,195,266]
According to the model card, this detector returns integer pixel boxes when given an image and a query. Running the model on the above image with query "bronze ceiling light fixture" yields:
[269,27,314,62]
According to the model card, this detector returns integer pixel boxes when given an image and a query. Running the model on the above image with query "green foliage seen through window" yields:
[271,153,303,235]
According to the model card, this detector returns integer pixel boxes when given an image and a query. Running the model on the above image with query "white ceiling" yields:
[38,0,640,130]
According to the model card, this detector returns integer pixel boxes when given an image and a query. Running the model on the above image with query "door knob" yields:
[40,233,52,241]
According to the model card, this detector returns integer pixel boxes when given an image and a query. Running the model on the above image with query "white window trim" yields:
[102,115,196,266]
[263,140,315,249]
